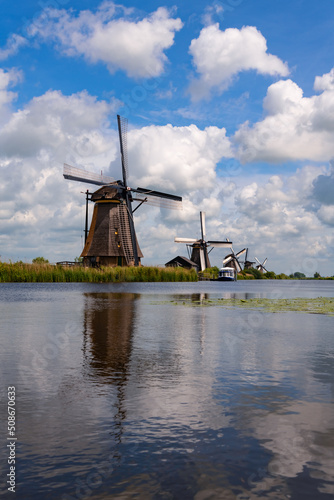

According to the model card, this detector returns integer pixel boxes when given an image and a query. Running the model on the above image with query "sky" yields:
[0,0,334,276]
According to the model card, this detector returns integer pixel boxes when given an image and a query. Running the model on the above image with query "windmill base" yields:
[82,256,141,268]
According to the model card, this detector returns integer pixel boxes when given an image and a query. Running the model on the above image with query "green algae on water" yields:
[157,297,334,316]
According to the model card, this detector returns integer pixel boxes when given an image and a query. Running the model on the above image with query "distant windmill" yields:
[64,115,182,267]
[243,248,256,270]
[174,211,232,271]
[223,247,247,273]
[255,257,268,273]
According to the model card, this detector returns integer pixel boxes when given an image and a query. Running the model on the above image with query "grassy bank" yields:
[0,262,198,283]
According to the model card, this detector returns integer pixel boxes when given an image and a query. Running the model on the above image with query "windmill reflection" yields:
[82,292,139,444]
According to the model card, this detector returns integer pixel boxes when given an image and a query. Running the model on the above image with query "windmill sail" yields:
[63,164,115,186]
[117,114,129,186]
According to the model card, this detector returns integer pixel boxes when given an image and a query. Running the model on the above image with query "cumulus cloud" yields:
[227,166,333,272]
[126,123,232,193]
[0,89,118,160]
[0,34,27,61]
[0,88,121,261]
[28,3,183,78]
[189,24,289,100]
[314,68,334,92]
[234,75,334,163]
[312,161,334,206]
[0,68,22,110]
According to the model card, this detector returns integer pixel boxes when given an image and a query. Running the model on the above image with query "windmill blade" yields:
[175,237,199,244]
[63,163,115,186]
[134,194,182,210]
[117,115,139,265]
[235,248,247,258]
[199,248,206,272]
[134,187,182,202]
[133,188,182,210]
[223,255,233,265]
[262,258,268,267]
[200,211,206,241]
[207,241,233,248]
[255,257,261,266]
[117,114,129,187]
[235,258,242,273]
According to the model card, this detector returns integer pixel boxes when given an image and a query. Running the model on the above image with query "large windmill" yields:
[223,247,247,273]
[174,211,232,272]
[64,115,182,267]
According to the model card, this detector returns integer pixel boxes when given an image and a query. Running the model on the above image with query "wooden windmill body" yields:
[81,184,143,267]
[174,212,232,272]
[64,115,182,267]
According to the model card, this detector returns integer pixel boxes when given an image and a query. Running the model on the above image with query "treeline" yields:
[203,267,334,280]
[0,261,198,283]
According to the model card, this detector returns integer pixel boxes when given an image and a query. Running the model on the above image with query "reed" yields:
[0,261,198,283]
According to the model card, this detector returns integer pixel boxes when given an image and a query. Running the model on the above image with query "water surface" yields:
[0,281,333,499]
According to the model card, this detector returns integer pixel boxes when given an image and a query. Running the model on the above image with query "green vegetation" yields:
[238,269,333,280]
[162,296,334,316]
[289,272,306,279]
[0,261,197,283]
[32,256,49,264]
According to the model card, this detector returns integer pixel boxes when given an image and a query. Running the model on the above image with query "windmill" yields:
[174,211,232,272]
[64,115,182,267]
[243,248,256,270]
[223,247,247,273]
[255,257,268,273]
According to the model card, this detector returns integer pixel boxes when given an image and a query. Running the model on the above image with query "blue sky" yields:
[1,0,334,275]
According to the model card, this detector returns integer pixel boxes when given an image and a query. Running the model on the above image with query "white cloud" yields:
[317,205,334,226]
[126,123,233,192]
[314,68,334,92]
[0,89,117,160]
[234,75,334,163]
[225,165,334,273]
[189,24,289,100]
[0,68,22,110]
[0,34,27,61]
[29,4,183,78]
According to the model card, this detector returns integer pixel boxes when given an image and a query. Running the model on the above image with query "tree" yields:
[314,272,321,279]
[32,256,49,264]
[265,271,276,279]
[293,272,306,279]
[244,267,263,279]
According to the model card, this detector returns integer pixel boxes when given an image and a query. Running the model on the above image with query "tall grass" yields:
[0,262,198,283]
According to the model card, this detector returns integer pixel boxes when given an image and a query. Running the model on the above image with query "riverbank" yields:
[0,262,197,283]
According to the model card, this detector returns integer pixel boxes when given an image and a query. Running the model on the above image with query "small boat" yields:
[217,267,236,281]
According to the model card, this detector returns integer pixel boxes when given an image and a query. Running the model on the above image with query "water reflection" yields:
[83,292,138,381]
[82,292,139,447]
